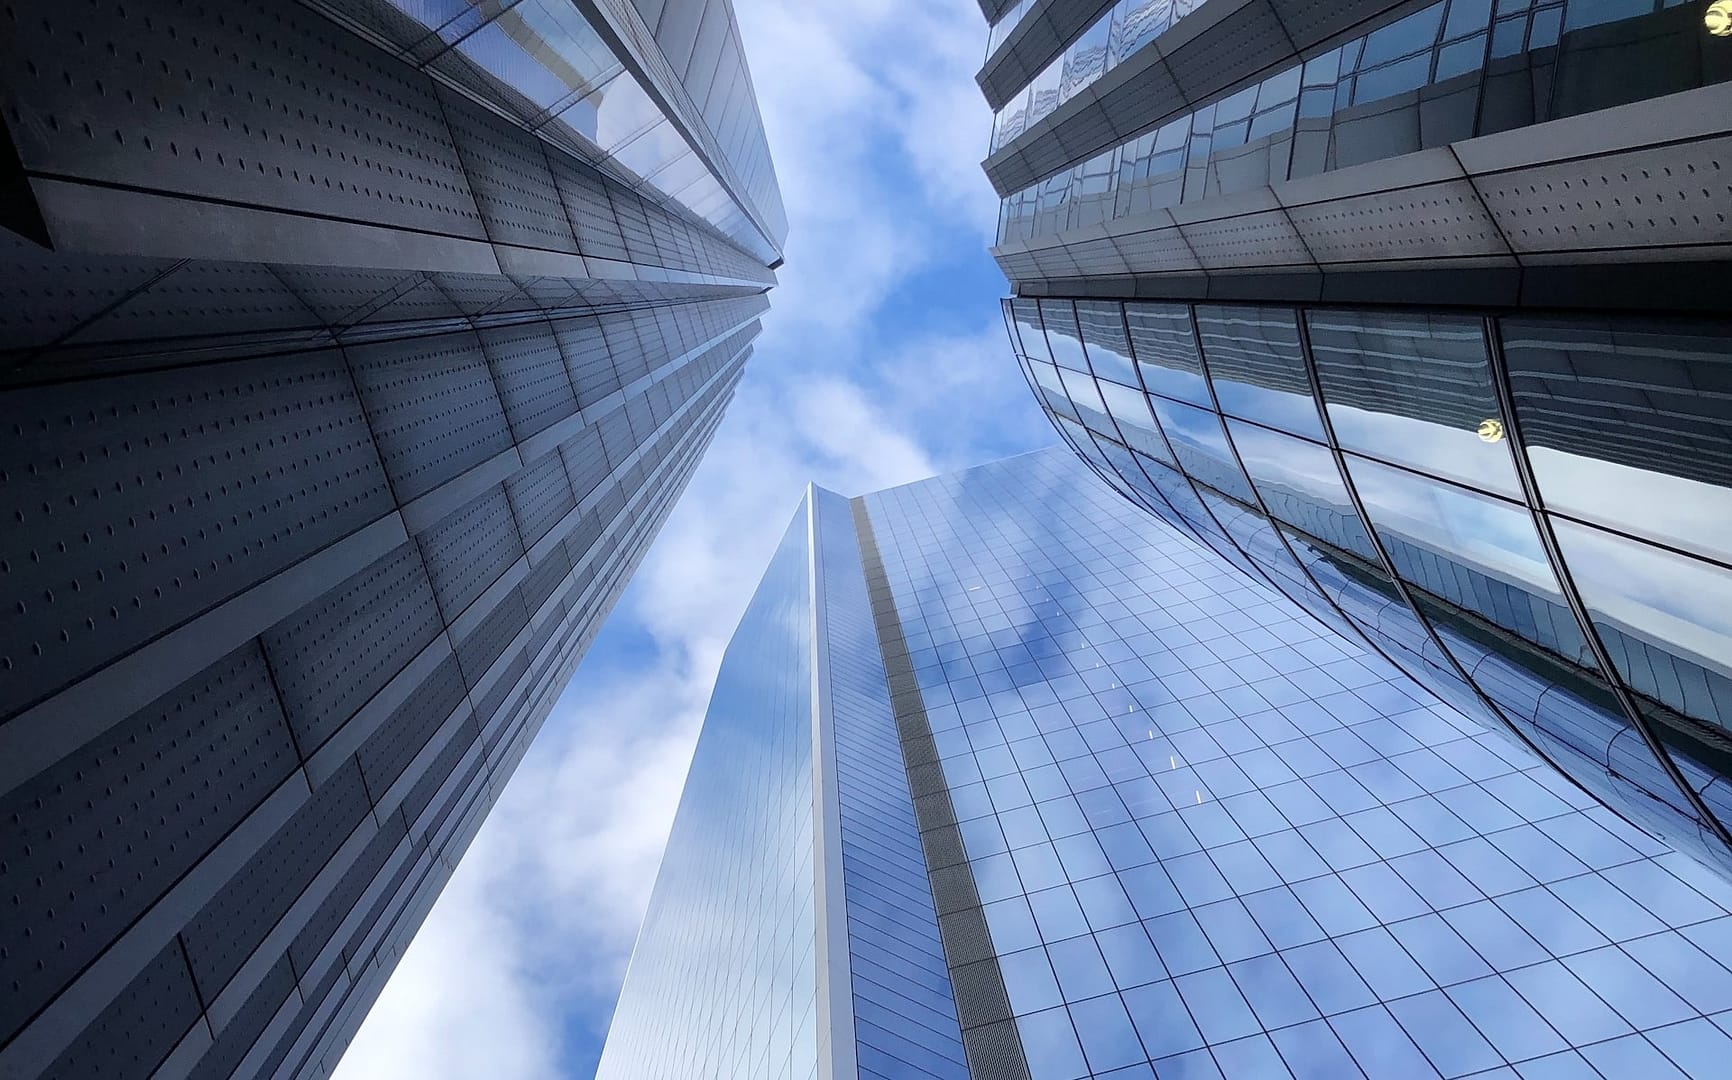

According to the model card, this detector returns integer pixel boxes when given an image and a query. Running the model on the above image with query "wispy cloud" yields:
[335,2,1051,1077]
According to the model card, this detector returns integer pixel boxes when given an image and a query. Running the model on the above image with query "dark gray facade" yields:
[0,2,781,1077]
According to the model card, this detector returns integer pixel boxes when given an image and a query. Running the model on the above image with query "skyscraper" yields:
[599,449,1732,1079]
[979,0,1732,872]
[0,2,782,1077]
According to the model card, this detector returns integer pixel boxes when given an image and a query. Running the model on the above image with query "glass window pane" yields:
[1146,397,1255,504]
[1126,303,1211,406]
[1226,421,1378,563]
[1553,518,1732,799]
[1077,301,1139,387]
[1042,300,1089,372]
[1196,306,1325,438]
[1501,316,1732,565]
[1011,298,1051,362]
[1308,310,1520,496]
[1346,458,1707,839]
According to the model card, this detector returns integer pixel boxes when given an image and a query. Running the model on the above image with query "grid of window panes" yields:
[595,496,819,1080]
[812,489,971,1078]
[1007,294,1732,885]
[862,447,1732,1080]
[996,0,1732,244]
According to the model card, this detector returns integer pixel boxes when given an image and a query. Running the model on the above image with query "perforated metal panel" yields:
[519,545,572,614]
[550,157,632,263]
[0,234,178,352]
[41,941,203,1080]
[0,643,295,1043]
[456,588,528,686]
[266,266,424,327]
[1181,209,1316,269]
[438,89,577,254]
[354,651,468,798]
[0,0,486,237]
[288,811,408,979]
[562,425,614,503]
[505,449,578,546]
[417,485,524,618]
[0,348,391,718]
[64,262,320,343]
[180,762,372,1000]
[261,543,443,753]
[345,330,513,502]
[553,315,621,406]
[1286,180,1510,264]
[399,715,482,827]
[185,956,296,1080]
[1475,135,1732,254]
[478,322,578,440]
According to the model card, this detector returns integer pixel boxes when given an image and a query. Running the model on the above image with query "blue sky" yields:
[335,3,1051,1077]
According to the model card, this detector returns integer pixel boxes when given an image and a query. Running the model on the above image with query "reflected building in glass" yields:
[978,0,1732,876]
[601,450,1732,1079]
[0,2,781,1078]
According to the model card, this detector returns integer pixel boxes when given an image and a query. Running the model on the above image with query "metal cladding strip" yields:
[807,488,860,1080]
[278,376,737,1080]
[849,498,1033,1080]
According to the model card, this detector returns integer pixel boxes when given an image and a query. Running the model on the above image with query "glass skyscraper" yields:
[600,449,1732,1079]
[978,0,1732,874]
[0,2,781,1077]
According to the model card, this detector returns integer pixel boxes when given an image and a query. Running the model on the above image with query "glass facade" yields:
[608,448,1732,1078]
[996,0,1732,245]
[1006,296,1732,879]
[860,448,1732,1079]
[597,495,820,1080]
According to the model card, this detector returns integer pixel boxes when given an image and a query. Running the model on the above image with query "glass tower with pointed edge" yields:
[0,2,781,1077]
[600,448,1732,1080]
[976,0,1732,876]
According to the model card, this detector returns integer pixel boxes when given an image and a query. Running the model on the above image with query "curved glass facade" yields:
[1006,296,1732,876]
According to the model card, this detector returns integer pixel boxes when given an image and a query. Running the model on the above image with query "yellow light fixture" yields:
[1709,0,1732,37]
[1477,418,1506,443]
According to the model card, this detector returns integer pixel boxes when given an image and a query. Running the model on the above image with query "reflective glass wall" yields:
[862,447,1732,1080]
[596,496,819,1080]
[1007,297,1732,877]
[997,0,1732,244]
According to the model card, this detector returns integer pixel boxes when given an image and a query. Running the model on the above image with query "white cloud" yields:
[336,2,1050,1078]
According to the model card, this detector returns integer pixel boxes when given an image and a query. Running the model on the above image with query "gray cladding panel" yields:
[0,348,392,719]
[549,157,632,263]
[552,316,620,406]
[0,0,486,238]
[185,956,297,1080]
[418,484,524,618]
[64,262,320,343]
[261,543,443,754]
[345,330,514,502]
[456,587,529,687]
[42,941,203,1080]
[180,762,371,1000]
[505,449,578,546]
[355,651,468,799]
[478,321,578,440]
[1285,179,1510,263]
[0,235,178,351]
[288,811,408,980]
[0,643,296,1044]
[437,89,578,255]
